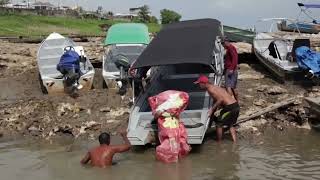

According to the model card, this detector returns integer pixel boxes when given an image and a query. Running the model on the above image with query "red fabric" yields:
[148,90,191,163]
[193,75,209,84]
[225,44,238,70]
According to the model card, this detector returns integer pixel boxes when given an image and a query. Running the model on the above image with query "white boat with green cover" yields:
[102,23,150,88]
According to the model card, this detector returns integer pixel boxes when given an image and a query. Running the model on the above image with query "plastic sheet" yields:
[148,90,191,163]
[296,46,320,77]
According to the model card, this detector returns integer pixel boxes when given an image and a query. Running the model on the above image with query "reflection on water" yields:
[1,128,320,180]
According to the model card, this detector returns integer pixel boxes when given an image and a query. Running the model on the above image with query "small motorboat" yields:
[253,18,309,82]
[278,3,320,34]
[127,19,225,146]
[37,33,95,94]
[102,23,150,91]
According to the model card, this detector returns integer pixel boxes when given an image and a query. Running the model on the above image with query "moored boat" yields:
[37,32,95,94]
[127,19,225,145]
[102,23,150,89]
[253,18,309,82]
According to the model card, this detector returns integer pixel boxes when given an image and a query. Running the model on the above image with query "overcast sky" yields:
[12,0,320,28]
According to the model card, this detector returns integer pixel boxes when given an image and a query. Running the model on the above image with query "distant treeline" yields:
[0,7,97,19]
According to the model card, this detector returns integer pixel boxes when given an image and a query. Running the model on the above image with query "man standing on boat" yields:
[222,38,239,102]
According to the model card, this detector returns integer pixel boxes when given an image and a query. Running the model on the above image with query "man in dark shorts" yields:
[80,131,131,168]
[223,38,239,102]
[194,75,240,142]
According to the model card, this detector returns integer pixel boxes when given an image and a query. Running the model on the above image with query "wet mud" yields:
[0,39,318,141]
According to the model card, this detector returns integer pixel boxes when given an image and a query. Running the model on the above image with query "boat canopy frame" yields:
[296,3,320,24]
[253,18,303,56]
[254,18,301,34]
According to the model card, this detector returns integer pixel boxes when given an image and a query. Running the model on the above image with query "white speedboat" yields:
[37,33,95,94]
[253,18,309,82]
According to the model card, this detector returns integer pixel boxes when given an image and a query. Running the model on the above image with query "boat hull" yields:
[127,66,224,146]
[278,21,320,34]
[41,72,95,94]
[253,48,304,82]
[37,33,95,94]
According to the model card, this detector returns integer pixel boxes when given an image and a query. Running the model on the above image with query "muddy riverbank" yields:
[0,38,318,141]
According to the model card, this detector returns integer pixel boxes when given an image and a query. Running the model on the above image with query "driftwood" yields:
[236,98,297,125]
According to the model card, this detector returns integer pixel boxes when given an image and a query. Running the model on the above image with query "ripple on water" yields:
[0,128,320,180]
[237,129,320,180]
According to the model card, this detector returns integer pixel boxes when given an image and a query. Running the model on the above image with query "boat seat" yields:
[291,38,311,62]
[268,40,288,60]
[269,41,281,59]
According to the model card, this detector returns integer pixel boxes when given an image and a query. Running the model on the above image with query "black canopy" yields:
[131,18,222,69]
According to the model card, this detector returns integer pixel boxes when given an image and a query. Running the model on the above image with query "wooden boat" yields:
[305,97,320,131]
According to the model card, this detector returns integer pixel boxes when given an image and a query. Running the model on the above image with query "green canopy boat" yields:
[104,23,150,45]
[102,23,150,92]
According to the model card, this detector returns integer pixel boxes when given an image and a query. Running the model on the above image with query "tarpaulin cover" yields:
[296,46,320,76]
[131,19,222,69]
[104,23,150,45]
[148,90,191,163]
[57,49,80,72]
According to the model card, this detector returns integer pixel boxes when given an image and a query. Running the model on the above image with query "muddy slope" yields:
[0,39,317,140]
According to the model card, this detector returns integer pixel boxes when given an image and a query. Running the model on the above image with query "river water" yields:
[1,127,320,180]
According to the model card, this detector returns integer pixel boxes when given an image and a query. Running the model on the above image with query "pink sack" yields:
[148,90,191,163]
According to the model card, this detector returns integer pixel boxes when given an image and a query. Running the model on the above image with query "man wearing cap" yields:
[223,38,239,102]
[194,75,240,142]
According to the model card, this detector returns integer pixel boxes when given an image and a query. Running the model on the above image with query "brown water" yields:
[1,128,320,180]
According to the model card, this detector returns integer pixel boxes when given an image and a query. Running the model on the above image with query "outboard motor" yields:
[79,49,87,70]
[295,46,320,80]
[114,54,131,95]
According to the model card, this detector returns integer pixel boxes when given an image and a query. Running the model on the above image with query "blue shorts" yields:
[225,69,238,88]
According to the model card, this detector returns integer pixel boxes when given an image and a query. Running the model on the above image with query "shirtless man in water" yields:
[194,75,240,142]
[80,131,131,168]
